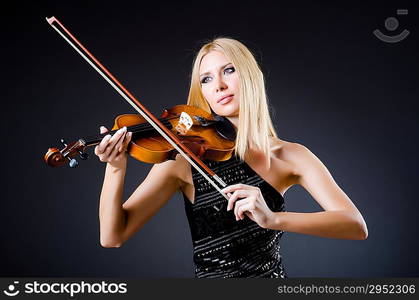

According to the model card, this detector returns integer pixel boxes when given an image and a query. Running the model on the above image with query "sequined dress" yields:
[182,154,287,278]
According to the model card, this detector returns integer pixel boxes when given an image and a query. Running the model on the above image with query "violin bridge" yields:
[175,112,193,135]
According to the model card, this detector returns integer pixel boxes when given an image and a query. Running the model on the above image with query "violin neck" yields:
[81,119,173,147]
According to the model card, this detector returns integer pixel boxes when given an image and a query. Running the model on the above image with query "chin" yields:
[214,109,238,117]
[213,104,239,117]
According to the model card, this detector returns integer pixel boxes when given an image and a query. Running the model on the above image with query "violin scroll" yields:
[44,138,88,168]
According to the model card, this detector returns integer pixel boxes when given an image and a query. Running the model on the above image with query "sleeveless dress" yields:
[182,154,287,278]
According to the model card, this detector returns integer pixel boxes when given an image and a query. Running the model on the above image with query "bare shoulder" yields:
[270,137,304,163]
[271,137,326,179]
[269,137,313,177]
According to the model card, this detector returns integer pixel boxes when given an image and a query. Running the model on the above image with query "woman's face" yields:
[199,50,240,117]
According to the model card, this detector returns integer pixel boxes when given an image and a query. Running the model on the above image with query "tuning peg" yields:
[67,157,78,168]
[79,151,89,160]
[60,138,68,147]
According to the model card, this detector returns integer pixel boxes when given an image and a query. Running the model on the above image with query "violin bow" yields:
[46,16,230,201]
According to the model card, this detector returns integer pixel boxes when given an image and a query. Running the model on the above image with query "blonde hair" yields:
[187,37,278,162]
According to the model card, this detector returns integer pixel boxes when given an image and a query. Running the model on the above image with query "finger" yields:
[100,126,109,134]
[97,126,110,154]
[222,183,256,195]
[237,202,256,220]
[233,199,248,221]
[119,131,132,152]
[222,191,234,204]
[105,132,126,159]
[221,183,245,194]
[226,190,250,211]
[103,127,127,157]
[94,145,100,156]
[108,132,127,160]
[96,134,112,154]
[108,127,129,155]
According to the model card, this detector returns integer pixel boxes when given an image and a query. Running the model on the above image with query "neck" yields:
[226,115,239,130]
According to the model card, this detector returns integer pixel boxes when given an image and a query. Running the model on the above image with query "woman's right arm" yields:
[95,126,183,248]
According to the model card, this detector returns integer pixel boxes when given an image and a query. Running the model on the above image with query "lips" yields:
[217,94,234,104]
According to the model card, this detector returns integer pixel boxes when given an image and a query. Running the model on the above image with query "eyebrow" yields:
[199,63,233,77]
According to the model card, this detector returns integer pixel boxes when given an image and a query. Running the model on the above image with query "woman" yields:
[94,37,368,278]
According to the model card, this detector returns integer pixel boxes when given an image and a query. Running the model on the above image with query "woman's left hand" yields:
[222,183,274,228]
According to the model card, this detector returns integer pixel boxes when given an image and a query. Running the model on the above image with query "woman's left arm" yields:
[268,143,368,240]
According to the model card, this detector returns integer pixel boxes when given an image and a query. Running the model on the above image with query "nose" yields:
[215,76,228,92]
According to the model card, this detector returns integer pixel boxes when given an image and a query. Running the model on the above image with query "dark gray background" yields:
[3,0,417,277]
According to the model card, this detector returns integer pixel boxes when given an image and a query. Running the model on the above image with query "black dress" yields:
[182,154,287,278]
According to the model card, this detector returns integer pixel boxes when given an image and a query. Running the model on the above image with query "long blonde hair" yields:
[187,37,278,162]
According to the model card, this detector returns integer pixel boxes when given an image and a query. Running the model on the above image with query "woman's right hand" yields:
[94,126,132,169]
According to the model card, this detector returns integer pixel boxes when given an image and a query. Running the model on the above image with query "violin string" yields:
[84,122,171,144]
[83,117,175,145]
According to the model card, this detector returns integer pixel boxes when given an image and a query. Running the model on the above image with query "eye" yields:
[224,67,235,74]
[200,76,212,84]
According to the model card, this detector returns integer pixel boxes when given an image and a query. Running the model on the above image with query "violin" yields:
[44,104,236,168]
